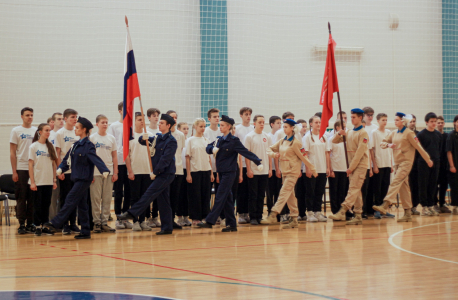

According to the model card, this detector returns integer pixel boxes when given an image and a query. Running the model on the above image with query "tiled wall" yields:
[443,0,458,122]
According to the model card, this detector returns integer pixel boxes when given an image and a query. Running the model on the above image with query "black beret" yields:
[161,114,176,127]
[221,115,235,126]
[77,117,93,131]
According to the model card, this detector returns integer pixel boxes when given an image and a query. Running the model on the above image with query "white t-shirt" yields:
[276,127,302,147]
[204,126,221,173]
[370,128,393,169]
[244,131,272,175]
[171,129,185,175]
[107,121,125,166]
[10,126,37,171]
[267,132,278,171]
[235,124,254,167]
[365,124,378,138]
[55,127,79,174]
[303,133,328,174]
[129,132,154,175]
[182,137,188,170]
[28,141,55,186]
[186,136,212,172]
[147,127,159,136]
[49,129,58,146]
[90,132,117,176]
[326,137,347,172]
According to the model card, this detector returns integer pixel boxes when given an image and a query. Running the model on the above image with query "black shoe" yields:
[34,228,42,236]
[93,223,102,233]
[197,222,213,228]
[70,224,81,233]
[362,214,368,220]
[17,224,27,235]
[257,219,262,224]
[25,224,36,233]
[173,222,182,229]
[250,219,259,225]
[43,222,57,234]
[108,215,113,221]
[156,230,173,235]
[222,226,237,232]
[62,224,71,235]
[74,234,91,239]
[42,227,55,235]
[117,211,134,221]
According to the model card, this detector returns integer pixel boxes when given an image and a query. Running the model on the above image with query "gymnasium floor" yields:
[0,210,457,300]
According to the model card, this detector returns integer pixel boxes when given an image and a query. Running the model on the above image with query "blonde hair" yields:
[192,118,206,136]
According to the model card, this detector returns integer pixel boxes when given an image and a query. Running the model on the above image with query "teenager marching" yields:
[407,114,421,215]
[266,116,283,219]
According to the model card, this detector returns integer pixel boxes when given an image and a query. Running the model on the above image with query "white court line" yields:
[388,220,458,265]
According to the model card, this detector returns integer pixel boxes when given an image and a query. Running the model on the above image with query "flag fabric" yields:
[122,27,141,162]
[319,34,339,139]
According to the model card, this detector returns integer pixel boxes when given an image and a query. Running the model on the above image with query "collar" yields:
[398,126,407,133]
[284,135,294,142]
[159,131,171,140]
[353,125,363,131]
[78,136,90,145]
[222,132,232,140]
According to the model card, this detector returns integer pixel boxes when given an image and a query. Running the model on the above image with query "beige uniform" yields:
[380,127,431,208]
[267,137,317,216]
[333,126,369,213]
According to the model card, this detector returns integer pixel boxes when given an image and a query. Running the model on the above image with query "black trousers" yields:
[329,172,349,214]
[365,171,378,215]
[206,172,237,227]
[59,173,76,225]
[236,167,249,214]
[373,167,391,206]
[230,169,239,219]
[409,166,420,207]
[305,173,327,212]
[187,171,211,220]
[295,174,307,217]
[266,174,281,214]
[361,170,370,215]
[169,174,184,218]
[437,165,448,206]
[15,170,33,225]
[418,160,440,207]
[177,170,188,216]
[114,165,131,216]
[447,171,458,206]
[129,174,152,223]
[32,185,52,226]
[247,175,268,220]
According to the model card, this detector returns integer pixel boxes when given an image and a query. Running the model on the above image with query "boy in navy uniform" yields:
[118,114,178,235]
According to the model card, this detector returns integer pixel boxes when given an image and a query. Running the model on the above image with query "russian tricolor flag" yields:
[122,25,141,162]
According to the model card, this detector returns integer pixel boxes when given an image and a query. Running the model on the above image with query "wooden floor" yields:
[1,209,457,300]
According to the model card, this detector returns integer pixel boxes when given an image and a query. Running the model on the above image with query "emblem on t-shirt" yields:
[363,138,368,143]
[19,133,32,140]
[95,142,111,150]
[35,150,49,157]
[64,136,76,142]
[263,138,267,142]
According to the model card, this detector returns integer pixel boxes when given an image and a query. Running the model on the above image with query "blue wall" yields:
[443,0,458,122]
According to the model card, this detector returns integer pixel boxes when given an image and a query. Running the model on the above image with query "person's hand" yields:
[330,171,335,178]
[326,168,330,177]
[247,169,254,178]
[257,164,264,172]
[373,165,379,174]
[274,153,280,159]
[92,179,95,184]
[56,168,62,176]
[212,147,219,155]
[217,173,220,184]
[12,172,18,182]
[187,174,192,183]
[58,174,65,181]
[298,172,302,178]
[102,172,109,179]
[53,182,57,190]
[451,166,457,173]
[210,173,215,183]
[142,133,149,141]
[369,169,373,177]
[306,170,312,178]
[30,183,37,191]
[312,172,318,178]
[238,175,243,184]
[338,129,346,136]
[128,172,135,180]
[391,167,394,173]
[428,160,434,168]
[150,173,156,180]
[268,169,272,178]
[112,174,118,183]
[346,168,353,177]
[388,144,396,149]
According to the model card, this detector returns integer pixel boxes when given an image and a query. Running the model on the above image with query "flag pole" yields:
[126,16,154,175]
[328,22,349,169]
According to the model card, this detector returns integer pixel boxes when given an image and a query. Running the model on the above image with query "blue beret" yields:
[283,119,297,126]
[351,108,364,114]
[161,114,176,127]
[77,117,93,131]
[221,115,235,126]
[395,112,406,118]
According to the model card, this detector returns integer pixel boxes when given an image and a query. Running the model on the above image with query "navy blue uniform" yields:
[127,131,177,232]
[51,137,109,236]
[205,133,262,227]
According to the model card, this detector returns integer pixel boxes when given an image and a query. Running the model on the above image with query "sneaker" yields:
[42,227,55,235]
[216,217,221,225]
[429,206,439,216]
[453,207,458,214]
[115,220,126,229]
[383,212,395,218]
[411,207,420,215]
[280,215,290,224]
[123,220,134,229]
[440,206,452,213]
[422,207,432,216]
[297,216,302,221]
[102,224,116,233]
[151,217,161,227]
[300,215,307,222]
[62,225,72,235]
[192,220,202,227]
[307,212,318,222]
[433,205,441,214]
[140,221,152,231]
[250,219,259,225]
[132,222,142,231]
[176,216,185,226]
[315,212,327,222]
[173,222,182,229]
[238,215,247,224]
[25,224,36,233]
[34,228,42,236]
[93,223,102,233]
[362,214,368,220]
[374,211,382,219]
[244,213,251,222]
[17,224,27,235]
[70,224,81,233]
[146,217,157,228]
[74,234,91,239]
[108,215,113,221]
[183,216,192,226]
[220,219,226,227]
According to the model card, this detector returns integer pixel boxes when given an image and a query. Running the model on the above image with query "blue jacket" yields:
[138,131,177,175]
[59,137,110,182]
[206,132,262,173]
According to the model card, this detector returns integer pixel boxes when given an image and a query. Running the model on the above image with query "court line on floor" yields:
[0,276,344,300]
[388,220,458,265]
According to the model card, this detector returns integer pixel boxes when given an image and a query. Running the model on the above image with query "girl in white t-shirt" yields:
[177,122,192,226]
[327,120,349,216]
[28,123,58,236]
[186,118,214,226]
[302,116,330,222]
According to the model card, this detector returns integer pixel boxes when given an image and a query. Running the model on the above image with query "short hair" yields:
[253,114,264,123]
[96,114,108,123]
[21,107,33,115]
[362,119,366,124]
[207,108,220,119]
[376,113,388,120]
[282,111,294,120]
[63,108,78,119]
[334,120,343,131]
[362,106,374,115]
[47,117,52,123]
[177,122,188,129]
[314,112,322,118]
[118,102,123,111]
[239,107,252,115]
[425,112,437,122]
[437,115,445,121]
[51,112,62,121]
[134,112,142,120]
[166,110,177,116]
[147,108,161,117]
[269,116,281,127]
[352,111,364,119]
[296,119,306,124]
[454,115,458,131]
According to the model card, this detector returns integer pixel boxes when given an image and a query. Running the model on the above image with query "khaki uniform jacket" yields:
[332,126,369,171]
[380,127,431,165]
[267,137,317,178]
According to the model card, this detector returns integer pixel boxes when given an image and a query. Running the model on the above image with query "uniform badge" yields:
[263,138,267,142]
[300,148,306,156]
[414,136,419,143]
[363,138,368,143]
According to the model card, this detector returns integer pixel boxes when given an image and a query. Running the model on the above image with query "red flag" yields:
[319,34,339,138]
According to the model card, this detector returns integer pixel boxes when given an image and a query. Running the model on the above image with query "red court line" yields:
[0,254,92,262]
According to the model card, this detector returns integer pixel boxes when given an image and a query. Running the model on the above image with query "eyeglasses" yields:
[366,114,374,117]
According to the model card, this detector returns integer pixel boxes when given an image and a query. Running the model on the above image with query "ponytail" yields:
[33,123,58,163]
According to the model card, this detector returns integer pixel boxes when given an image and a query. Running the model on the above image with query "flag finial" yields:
[328,22,331,34]
[125,16,128,27]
